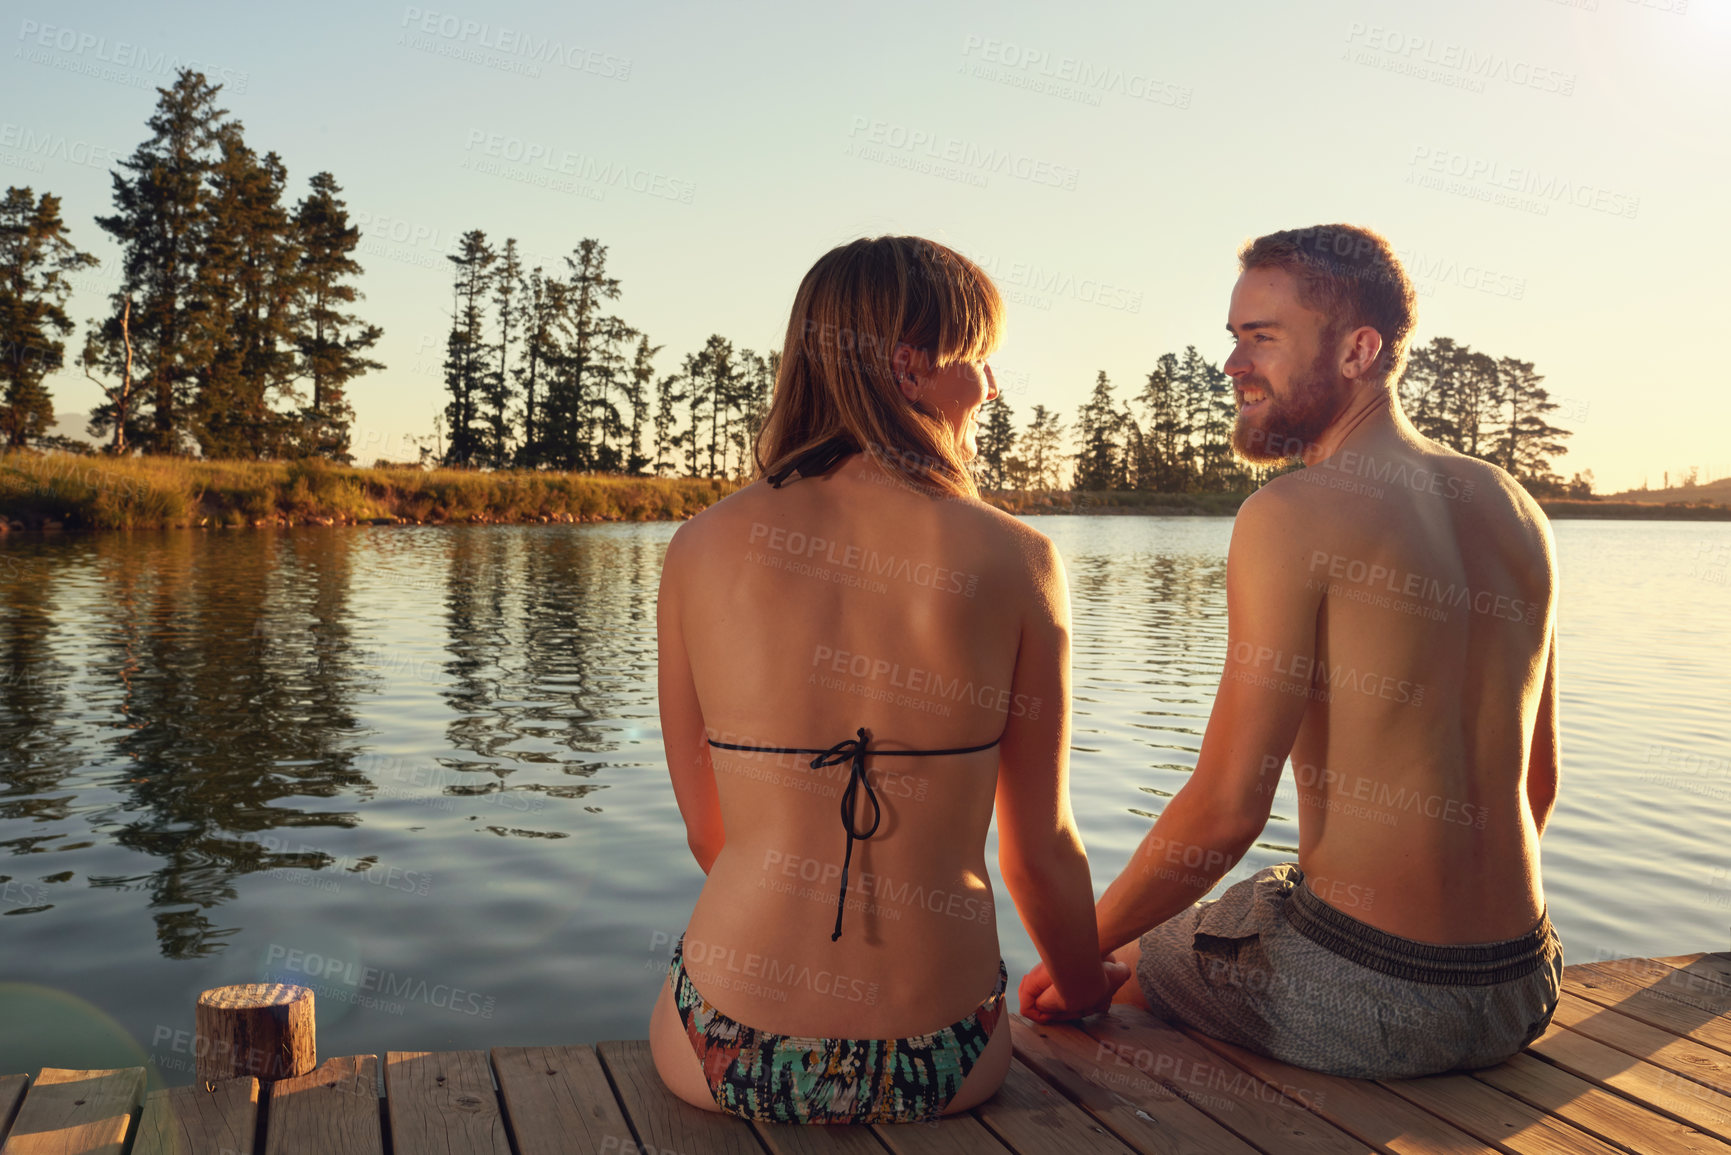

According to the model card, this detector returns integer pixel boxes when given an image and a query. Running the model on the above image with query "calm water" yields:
[1,518,1727,1081]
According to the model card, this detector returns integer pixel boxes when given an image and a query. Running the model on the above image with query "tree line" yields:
[0,69,380,459]
[973,339,1580,497]
[0,67,1579,494]
[435,231,776,476]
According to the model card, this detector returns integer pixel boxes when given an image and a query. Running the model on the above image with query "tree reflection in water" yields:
[0,531,372,958]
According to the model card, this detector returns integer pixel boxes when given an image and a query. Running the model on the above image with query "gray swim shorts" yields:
[1134,863,1563,1079]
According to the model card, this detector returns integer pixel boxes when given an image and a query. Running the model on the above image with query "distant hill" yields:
[1603,477,1731,505]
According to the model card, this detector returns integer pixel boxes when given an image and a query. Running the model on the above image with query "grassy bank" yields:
[0,451,736,530]
[5,452,1724,531]
[1539,499,1731,520]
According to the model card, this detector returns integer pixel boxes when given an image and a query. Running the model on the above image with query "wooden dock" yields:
[4,951,1729,1154]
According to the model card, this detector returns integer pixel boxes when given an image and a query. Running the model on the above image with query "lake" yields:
[1,517,1727,1082]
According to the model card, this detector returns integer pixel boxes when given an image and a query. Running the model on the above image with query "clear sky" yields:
[5,0,1726,492]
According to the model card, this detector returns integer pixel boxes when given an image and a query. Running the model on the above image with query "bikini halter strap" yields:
[707,727,1000,940]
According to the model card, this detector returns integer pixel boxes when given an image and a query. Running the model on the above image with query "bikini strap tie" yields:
[809,726,881,941]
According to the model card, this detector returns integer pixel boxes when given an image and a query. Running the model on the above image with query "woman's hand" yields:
[1017,958,1131,1024]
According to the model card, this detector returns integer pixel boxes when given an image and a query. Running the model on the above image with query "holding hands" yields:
[1017,957,1132,1024]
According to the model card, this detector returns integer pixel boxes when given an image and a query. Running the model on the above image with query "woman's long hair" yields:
[755,236,1004,499]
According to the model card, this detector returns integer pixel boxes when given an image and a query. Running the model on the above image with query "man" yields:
[1021,224,1562,1079]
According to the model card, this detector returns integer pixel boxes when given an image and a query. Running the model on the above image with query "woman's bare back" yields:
[658,454,1054,1038]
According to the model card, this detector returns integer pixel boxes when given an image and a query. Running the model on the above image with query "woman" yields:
[650,236,1123,1124]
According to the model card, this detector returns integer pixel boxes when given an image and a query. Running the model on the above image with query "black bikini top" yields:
[708,727,1000,940]
[765,437,856,488]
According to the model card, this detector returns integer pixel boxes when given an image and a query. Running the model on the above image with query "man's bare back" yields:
[1244,413,1555,944]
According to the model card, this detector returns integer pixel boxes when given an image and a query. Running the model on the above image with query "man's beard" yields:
[1232,351,1349,465]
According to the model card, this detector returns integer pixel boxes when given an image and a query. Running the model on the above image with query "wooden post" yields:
[194,983,317,1082]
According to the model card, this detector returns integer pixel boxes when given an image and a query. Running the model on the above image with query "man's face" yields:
[1223,268,1347,463]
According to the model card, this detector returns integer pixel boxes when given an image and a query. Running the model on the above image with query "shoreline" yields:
[2,452,1726,532]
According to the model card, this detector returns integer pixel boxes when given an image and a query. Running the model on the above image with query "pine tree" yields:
[0,188,98,448]
[88,69,230,454]
[194,127,303,458]
[545,240,628,471]
[291,172,380,461]
[1454,348,1502,460]
[1021,404,1067,490]
[513,265,563,469]
[973,394,1016,489]
[1495,356,1570,490]
[441,230,495,466]
[1136,352,1185,492]
[481,237,520,466]
[652,363,688,476]
[684,334,737,477]
[730,348,774,480]
[1072,370,1123,491]
[622,335,659,474]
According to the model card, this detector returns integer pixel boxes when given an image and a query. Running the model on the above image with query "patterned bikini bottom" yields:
[667,933,1007,1124]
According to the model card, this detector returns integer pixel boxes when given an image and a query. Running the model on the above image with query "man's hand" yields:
[1017,959,1131,1024]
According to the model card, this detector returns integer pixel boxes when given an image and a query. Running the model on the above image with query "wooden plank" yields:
[491,1045,639,1155]
[595,1040,764,1155]
[1654,954,1731,993]
[1010,1014,1263,1154]
[1082,1008,1372,1154]
[134,1078,259,1155]
[1551,991,1731,1096]
[1378,1069,1627,1155]
[1565,962,1731,1056]
[1182,1030,1497,1154]
[384,1051,510,1155]
[1585,956,1731,1003]
[1524,1018,1731,1143]
[972,1059,1140,1155]
[263,1054,382,1155]
[0,1067,143,1155]
[1475,1051,1731,1154]
[870,1113,1010,1155]
[751,1117,887,1154]
[0,1077,26,1145]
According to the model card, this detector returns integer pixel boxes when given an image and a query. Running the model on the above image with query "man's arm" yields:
[1093,486,1326,954]
[1526,625,1560,837]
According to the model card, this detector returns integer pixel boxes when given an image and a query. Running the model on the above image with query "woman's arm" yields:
[994,534,1112,1013]
[658,527,725,872]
